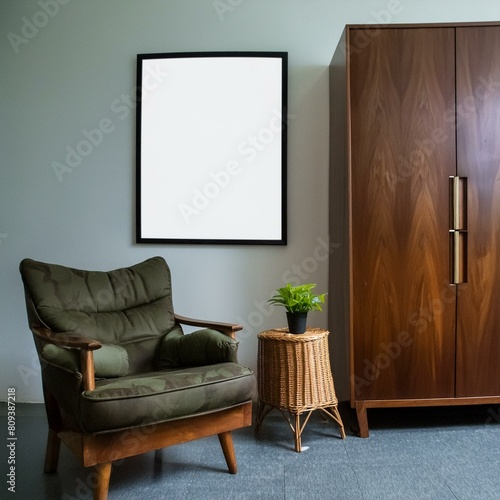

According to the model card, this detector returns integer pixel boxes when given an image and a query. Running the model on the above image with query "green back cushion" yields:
[158,328,238,369]
[21,256,178,373]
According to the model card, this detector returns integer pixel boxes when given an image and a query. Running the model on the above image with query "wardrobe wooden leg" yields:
[218,431,237,474]
[93,462,112,500]
[356,401,369,438]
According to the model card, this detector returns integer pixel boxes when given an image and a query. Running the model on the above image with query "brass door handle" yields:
[449,176,467,284]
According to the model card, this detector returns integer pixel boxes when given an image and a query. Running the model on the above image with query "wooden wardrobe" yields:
[329,22,500,437]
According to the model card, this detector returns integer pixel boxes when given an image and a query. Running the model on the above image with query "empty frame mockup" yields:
[136,51,287,244]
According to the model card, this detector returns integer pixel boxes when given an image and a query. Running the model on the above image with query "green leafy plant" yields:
[268,283,326,313]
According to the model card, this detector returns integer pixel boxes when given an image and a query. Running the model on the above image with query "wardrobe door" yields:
[349,28,457,401]
[456,26,500,397]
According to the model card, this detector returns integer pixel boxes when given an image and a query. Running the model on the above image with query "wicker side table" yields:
[255,328,345,452]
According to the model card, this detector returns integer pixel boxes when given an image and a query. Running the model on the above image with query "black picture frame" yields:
[136,51,287,245]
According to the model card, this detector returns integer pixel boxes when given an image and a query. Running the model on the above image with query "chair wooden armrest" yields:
[174,314,243,340]
[32,326,102,350]
[32,326,101,391]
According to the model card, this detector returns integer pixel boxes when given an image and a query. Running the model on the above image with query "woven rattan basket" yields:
[257,328,338,415]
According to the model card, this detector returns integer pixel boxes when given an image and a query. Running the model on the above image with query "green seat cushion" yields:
[79,363,256,433]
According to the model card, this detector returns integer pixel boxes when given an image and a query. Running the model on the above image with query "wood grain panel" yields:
[348,28,457,401]
[456,26,500,397]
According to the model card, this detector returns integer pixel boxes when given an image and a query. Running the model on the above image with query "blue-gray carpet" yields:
[1,403,499,499]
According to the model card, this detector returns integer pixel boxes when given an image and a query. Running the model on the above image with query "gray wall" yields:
[2,0,500,403]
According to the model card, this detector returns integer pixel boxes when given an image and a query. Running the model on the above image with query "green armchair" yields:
[20,256,256,499]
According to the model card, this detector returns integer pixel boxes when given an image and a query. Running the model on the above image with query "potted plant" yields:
[268,283,326,334]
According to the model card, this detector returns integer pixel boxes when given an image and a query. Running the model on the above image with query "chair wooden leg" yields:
[44,428,61,473]
[93,462,112,500]
[218,431,237,474]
